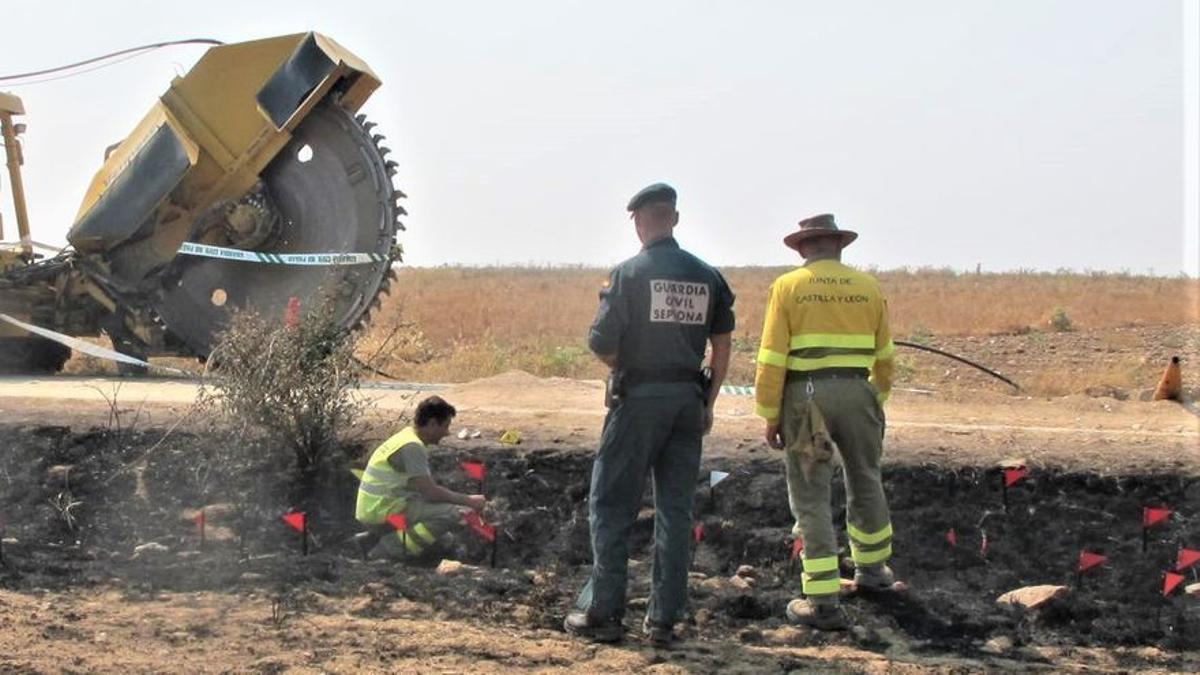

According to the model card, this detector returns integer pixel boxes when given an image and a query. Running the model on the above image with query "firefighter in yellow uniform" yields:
[354,396,486,558]
[754,214,899,630]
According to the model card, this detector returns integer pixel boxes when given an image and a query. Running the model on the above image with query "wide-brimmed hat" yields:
[783,213,858,251]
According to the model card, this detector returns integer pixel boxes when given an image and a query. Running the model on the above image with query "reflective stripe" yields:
[801,555,840,574]
[757,348,788,367]
[412,522,437,544]
[851,543,892,565]
[786,354,876,371]
[401,521,439,554]
[801,575,842,596]
[355,481,398,497]
[400,530,423,554]
[789,333,876,350]
[755,404,780,420]
[875,341,896,359]
[847,522,893,545]
[363,465,401,482]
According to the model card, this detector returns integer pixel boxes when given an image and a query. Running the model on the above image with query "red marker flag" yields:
[1004,467,1028,488]
[692,522,705,543]
[1078,550,1107,573]
[980,531,989,556]
[790,537,804,560]
[1143,507,1172,528]
[282,511,306,533]
[1176,548,1200,571]
[195,509,206,531]
[461,461,486,482]
[946,528,958,547]
[284,296,301,329]
[1164,572,1186,597]
[386,513,408,532]
[463,510,496,542]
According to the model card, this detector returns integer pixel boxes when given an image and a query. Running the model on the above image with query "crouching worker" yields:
[354,396,487,559]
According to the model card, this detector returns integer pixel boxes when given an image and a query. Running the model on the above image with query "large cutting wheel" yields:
[154,103,401,356]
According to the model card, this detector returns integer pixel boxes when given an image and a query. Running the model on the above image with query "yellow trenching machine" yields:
[0,33,403,372]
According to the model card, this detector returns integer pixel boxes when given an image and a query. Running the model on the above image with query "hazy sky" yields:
[2,1,1195,274]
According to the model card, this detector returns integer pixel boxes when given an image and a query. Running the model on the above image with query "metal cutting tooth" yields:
[363,121,377,133]
[355,114,366,124]
[394,189,408,199]
[395,220,406,232]
[385,160,398,176]
[378,146,391,157]
[371,134,386,145]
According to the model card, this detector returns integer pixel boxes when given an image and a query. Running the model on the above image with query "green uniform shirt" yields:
[589,237,735,391]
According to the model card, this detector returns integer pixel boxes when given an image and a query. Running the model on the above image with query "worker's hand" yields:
[765,423,785,450]
[703,405,714,436]
[465,494,487,512]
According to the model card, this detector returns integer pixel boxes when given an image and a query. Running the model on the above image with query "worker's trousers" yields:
[781,377,892,603]
[576,387,705,625]
[377,499,467,557]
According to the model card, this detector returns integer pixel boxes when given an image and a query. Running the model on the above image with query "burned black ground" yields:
[1,422,1197,666]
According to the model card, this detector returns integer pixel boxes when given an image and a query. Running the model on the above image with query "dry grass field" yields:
[361,266,1200,397]
[60,265,1197,397]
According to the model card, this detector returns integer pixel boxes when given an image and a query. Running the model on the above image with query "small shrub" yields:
[201,300,368,511]
[1049,307,1074,332]
[907,324,935,346]
[542,345,588,377]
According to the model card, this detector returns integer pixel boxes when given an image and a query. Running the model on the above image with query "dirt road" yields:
[2,371,1195,471]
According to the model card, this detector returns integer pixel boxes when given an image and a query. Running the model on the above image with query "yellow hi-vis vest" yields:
[355,426,423,524]
[754,260,896,422]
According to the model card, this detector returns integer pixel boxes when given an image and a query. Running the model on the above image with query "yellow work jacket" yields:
[754,260,895,422]
[355,426,422,524]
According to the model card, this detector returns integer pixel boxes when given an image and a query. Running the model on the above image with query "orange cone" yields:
[1153,357,1182,401]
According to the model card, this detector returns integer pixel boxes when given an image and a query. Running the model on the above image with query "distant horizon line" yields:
[394,262,1198,279]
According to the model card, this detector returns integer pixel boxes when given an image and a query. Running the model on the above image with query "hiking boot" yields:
[353,531,379,560]
[854,564,899,592]
[563,611,623,643]
[785,598,849,631]
[641,616,678,648]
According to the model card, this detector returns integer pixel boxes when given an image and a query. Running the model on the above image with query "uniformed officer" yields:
[563,182,735,646]
[755,214,900,631]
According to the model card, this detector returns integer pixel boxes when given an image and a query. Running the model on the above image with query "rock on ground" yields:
[997,585,1069,609]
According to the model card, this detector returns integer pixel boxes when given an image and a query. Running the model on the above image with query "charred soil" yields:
[2,421,1199,672]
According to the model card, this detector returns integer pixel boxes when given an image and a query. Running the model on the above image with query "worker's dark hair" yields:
[414,395,457,427]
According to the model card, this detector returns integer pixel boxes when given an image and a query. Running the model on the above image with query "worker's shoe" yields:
[854,564,899,592]
[785,598,849,631]
[641,616,678,648]
[563,611,623,643]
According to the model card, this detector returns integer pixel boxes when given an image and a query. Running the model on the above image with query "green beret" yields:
[626,182,677,211]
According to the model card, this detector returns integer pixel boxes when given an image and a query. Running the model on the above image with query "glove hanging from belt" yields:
[785,398,835,481]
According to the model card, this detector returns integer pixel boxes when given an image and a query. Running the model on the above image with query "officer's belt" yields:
[785,367,869,383]
[622,367,704,387]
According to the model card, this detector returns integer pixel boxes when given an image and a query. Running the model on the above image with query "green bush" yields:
[1049,307,1074,332]
[200,301,368,511]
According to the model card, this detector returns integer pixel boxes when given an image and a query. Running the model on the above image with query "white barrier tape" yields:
[0,313,192,376]
[178,242,388,266]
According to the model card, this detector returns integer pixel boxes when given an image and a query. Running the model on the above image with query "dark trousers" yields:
[575,391,705,624]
